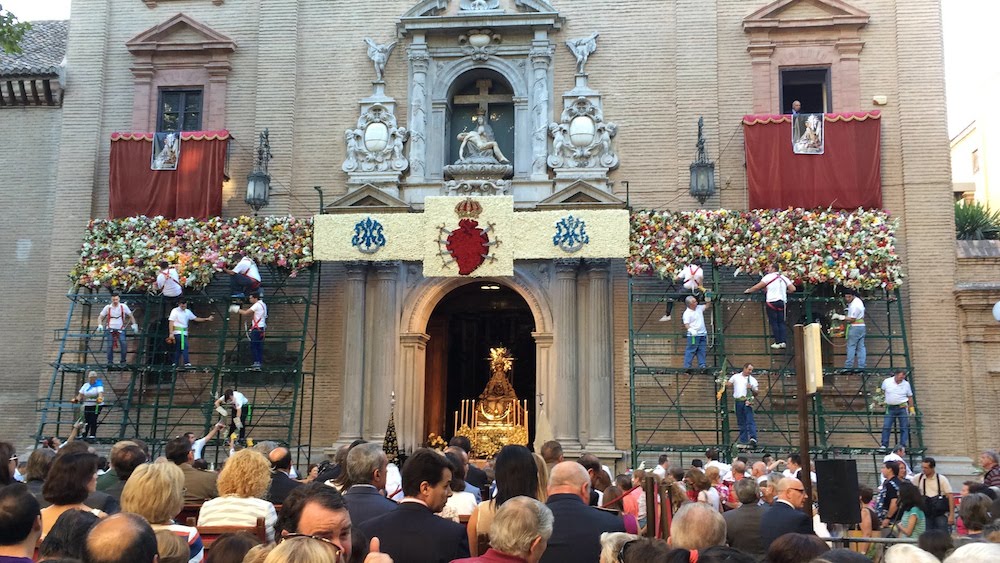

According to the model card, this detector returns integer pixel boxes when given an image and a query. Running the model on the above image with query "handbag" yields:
[920,474,950,517]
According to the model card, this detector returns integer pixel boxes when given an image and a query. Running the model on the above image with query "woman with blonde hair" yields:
[197,449,277,542]
[121,462,204,563]
[532,452,549,502]
[264,536,339,563]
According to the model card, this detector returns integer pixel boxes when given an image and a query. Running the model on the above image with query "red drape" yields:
[742,112,881,210]
[109,130,229,219]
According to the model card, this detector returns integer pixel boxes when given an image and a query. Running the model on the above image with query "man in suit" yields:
[450,436,488,490]
[724,478,769,558]
[277,483,391,563]
[343,443,398,526]
[539,461,626,563]
[164,436,218,503]
[758,477,815,551]
[266,447,302,504]
[359,448,469,563]
[667,502,726,551]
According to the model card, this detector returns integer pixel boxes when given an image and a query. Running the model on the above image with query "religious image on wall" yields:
[454,347,528,458]
[151,131,181,170]
[792,113,824,155]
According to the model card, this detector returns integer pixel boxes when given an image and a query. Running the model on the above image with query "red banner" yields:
[109,130,229,219]
[742,112,881,210]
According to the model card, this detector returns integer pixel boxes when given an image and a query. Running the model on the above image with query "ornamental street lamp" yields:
[246,129,272,213]
[689,116,716,206]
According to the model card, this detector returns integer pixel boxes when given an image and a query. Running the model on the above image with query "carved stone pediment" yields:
[743,0,869,31]
[536,180,625,209]
[399,0,562,35]
[126,12,236,55]
[325,184,412,214]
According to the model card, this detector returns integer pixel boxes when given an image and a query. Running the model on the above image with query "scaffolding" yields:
[628,264,922,467]
[37,265,317,462]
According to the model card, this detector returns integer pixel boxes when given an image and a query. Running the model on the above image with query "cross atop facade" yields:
[453,79,514,115]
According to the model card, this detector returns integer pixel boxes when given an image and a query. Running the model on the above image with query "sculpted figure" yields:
[457,115,509,163]
[566,32,599,74]
[363,38,396,81]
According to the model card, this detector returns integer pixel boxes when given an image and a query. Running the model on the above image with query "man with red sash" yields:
[236,292,267,370]
[98,293,137,366]
[744,265,796,350]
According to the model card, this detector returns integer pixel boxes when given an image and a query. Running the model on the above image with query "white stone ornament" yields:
[343,104,409,174]
[566,32,599,74]
[363,38,396,82]
[548,96,618,169]
[993,300,1000,322]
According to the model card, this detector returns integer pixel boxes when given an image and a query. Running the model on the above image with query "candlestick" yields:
[454,410,458,435]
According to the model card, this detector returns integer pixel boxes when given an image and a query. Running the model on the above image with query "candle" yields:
[454,410,458,435]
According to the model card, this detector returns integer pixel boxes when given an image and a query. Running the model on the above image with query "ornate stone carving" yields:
[459,29,502,61]
[456,113,510,163]
[566,33,599,74]
[343,104,409,174]
[529,43,554,177]
[443,177,512,196]
[460,0,500,11]
[406,47,430,180]
[364,38,396,82]
[548,96,618,169]
[444,113,514,196]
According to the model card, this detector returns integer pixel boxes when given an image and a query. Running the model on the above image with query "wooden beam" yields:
[30,79,41,105]
[43,79,54,105]
[18,80,28,105]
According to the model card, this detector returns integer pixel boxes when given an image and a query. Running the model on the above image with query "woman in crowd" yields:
[443,451,478,519]
[24,448,56,499]
[37,509,99,561]
[601,485,639,533]
[663,546,756,563]
[204,532,261,563]
[956,493,993,539]
[704,466,730,511]
[764,532,829,563]
[851,484,878,559]
[685,469,719,511]
[917,529,954,561]
[598,532,639,563]
[121,462,204,563]
[532,452,549,502]
[466,445,539,556]
[0,441,16,486]
[891,481,926,538]
[40,451,106,536]
[198,448,278,542]
[156,529,193,563]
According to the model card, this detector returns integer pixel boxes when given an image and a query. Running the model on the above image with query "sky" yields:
[2,0,995,138]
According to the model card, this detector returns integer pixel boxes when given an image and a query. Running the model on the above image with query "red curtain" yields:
[109,130,229,219]
[743,112,882,210]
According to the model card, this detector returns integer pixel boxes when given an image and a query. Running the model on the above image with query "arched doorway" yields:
[424,282,535,445]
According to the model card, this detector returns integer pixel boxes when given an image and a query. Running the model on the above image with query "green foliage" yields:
[0,4,31,55]
[955,200,1000,240]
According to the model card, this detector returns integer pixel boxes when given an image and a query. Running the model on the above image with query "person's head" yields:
[882,460,901,479]
[43,436,62,450]
[766,533,829,563]
[532,453,549,501]
[792,100,801,112]
[958,493,992,532]
[448,435,472,455]
[121,462,185,525]
[670,466,686,483]
[548,461,590,502]
[43,451,99,505]
[269,447,293,474]
[39,507,99,560]
[110,293,121,306]
[603,485,625,513]
[748,461,765,479]
[0,483,42,549]
[217,449,272,499]
[810,548,873,563]
[705,465,721,485]
[786,453,801,470]
[741,362,754,375]
[705,448,719,461]
[25,447,56,482]
[684,469,711,492]
[541,441,564,465]
[883,544,942,563]
[761,472,782,504]
[248,293,260,303]
[204,531,261,563]
[777,477,806,508]
[980,450,999,470]
[668,502,726,550]
[87,371,99,385]
[691,459,704,470]
[490,496,554,563]
[177,299,188,310]
[942,542,1000,563]
[663,546,757,563]
[445,451,468,493]
[223,388,234,402]
[734,478,760,505]
[155,528,189,563]
[111,444,147,482]
[345,442,388,490]
[921,456,937,476]
[658,454,670,468]
[893,370,906,384]
[893,444,906,456]
[858,483,874,505]
[495,445,540,506]
[401,448,452,512]
[618,537,670,562]
[599,532,640,563]
[164,437,192,465]
[896,481,925,513]
[917,529,954,561]
[275,483,351,559]
[265,536,339,563]
[731,460,746,478]
[685,295,697,309]
[84,512,158,563]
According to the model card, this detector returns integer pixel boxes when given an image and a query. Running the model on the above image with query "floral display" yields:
[70,215,314,292]
[628,208,903,290]
[869,386,887,412]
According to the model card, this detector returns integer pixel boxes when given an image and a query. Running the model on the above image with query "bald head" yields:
[778,477,806,507]
[548,461,590,501]
[84,513,158,563]
[751,461,767,478]
[268,447,292,472]
[668,502,726,550]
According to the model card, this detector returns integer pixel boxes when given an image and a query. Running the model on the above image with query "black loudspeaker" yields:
[815,459,861,525]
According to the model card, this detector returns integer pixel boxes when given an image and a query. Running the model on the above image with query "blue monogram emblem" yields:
[351,217,386,255]
[553,215,589,253]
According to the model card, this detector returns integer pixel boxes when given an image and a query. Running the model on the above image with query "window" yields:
[157,89,203,132]
[972,149,980,173]
[780,68,831,114]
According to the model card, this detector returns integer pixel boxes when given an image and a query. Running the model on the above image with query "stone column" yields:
[531,331,554,449]
[399,332,430,452]
[529,36,553,180]
[586,259,614,448]
[407,35,430,183]
[553,259,581,449]
[336,262,368,444]
[364,261,399,442]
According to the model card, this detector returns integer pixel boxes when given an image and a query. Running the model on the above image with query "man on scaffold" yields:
[744,265,796,350]
[719,363,760,447]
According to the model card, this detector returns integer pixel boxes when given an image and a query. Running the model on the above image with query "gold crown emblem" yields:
[455,198,483,219]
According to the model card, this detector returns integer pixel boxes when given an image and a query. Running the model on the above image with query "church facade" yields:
[3,0,992,470]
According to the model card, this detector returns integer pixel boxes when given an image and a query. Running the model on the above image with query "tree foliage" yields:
[955,200,1000,240]
[0,3,32,54]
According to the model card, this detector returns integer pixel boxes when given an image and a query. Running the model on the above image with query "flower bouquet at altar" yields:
[454,347,529,458]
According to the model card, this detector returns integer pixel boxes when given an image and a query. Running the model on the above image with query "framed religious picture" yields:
[151,131,181,170]
[792,113,824,155]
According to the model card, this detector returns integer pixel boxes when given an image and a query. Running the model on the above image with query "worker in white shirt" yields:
[660,261,705,322]
[719,363,760,447]
[215,388,250,442]
[880,371,914,449]
[236,293,267,370]
[224,254,261,298]
[833,291,866,371]
[97,293,137,366]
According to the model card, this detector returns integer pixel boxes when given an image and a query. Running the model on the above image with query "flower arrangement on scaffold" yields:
[454,347,529,458]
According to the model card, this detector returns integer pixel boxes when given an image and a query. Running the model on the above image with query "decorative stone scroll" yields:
[548,96,618,170]
[459,29,502,61]
[460,0,501,11]
[343,104,409,175]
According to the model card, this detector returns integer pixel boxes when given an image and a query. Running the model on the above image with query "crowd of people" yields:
[3,431,1000,563]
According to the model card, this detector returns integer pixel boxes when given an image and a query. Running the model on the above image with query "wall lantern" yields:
[246,129,272,213]
[689,116,716,205]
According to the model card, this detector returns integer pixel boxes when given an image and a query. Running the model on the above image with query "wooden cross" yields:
[453,79,513,117]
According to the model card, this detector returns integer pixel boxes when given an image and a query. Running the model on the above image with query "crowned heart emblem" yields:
[439,198,497,275]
